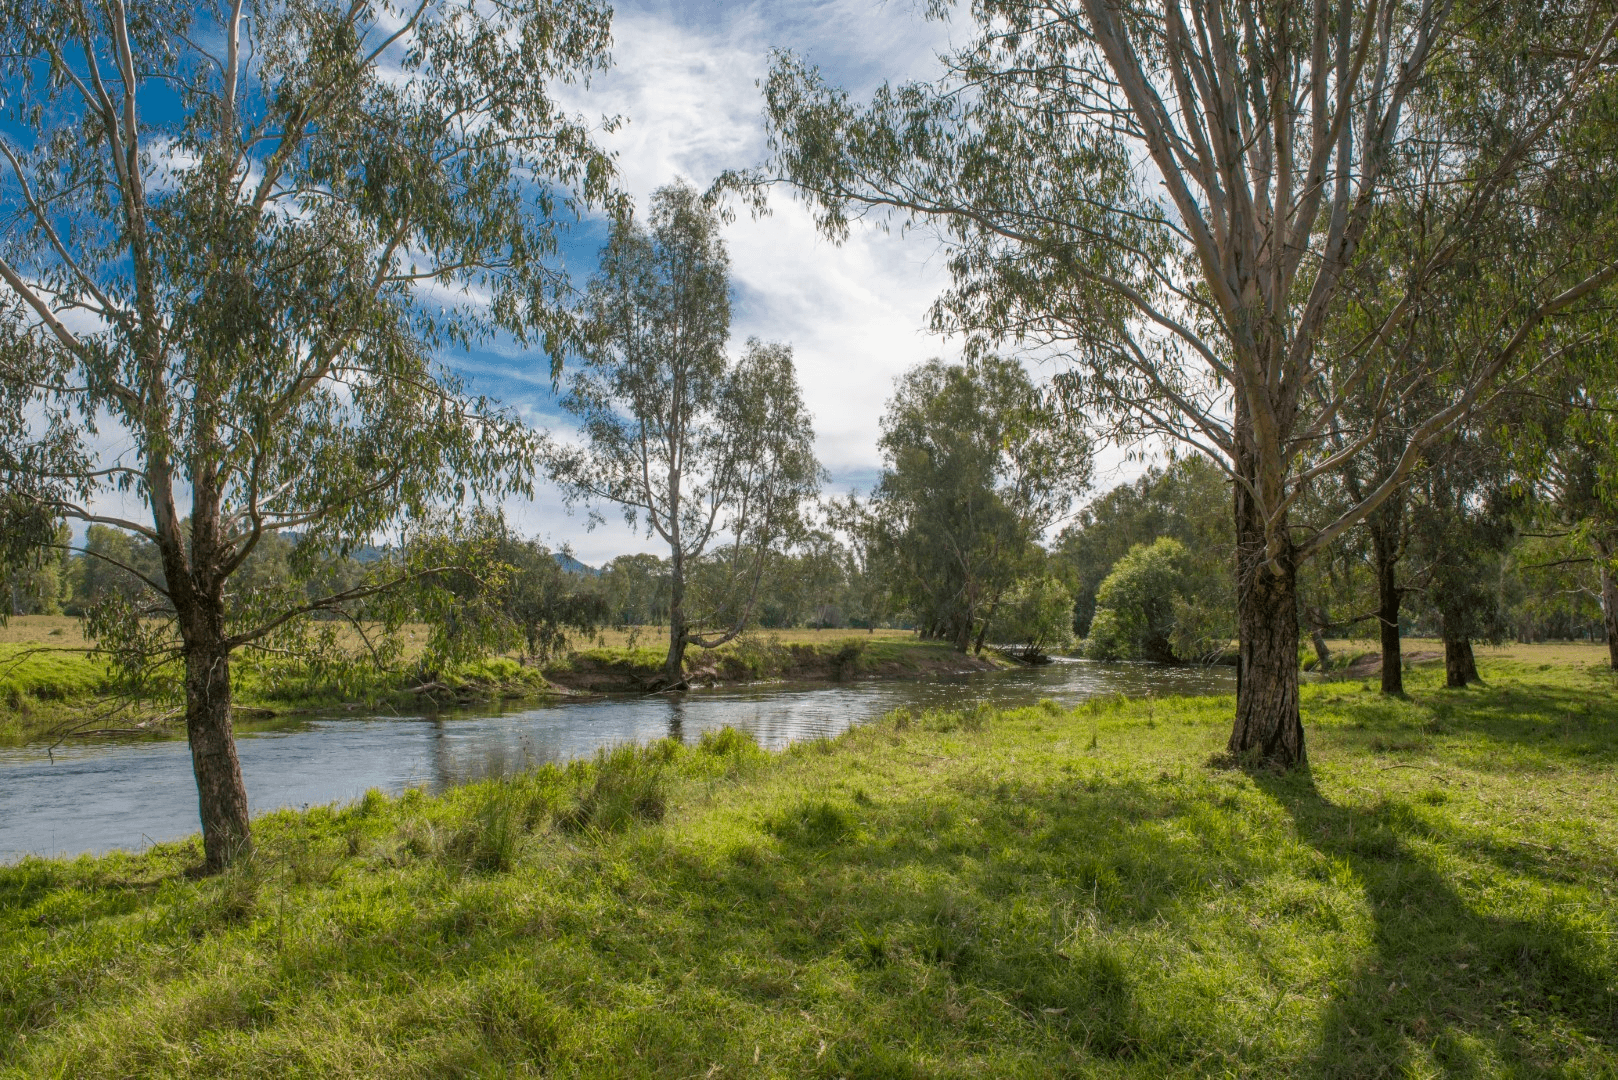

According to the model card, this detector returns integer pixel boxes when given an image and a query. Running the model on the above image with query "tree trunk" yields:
[1598,539,1618,672]
[185,641,251,871]
[1443,634,1479,688]
[663,546,689,689]
[664,624,688,688]
[1227,481,1305,766]
[1310,626,1331,670]
[664,605,686,690]
[1369,503,1404,695]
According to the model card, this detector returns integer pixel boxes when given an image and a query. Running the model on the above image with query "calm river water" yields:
[0,659,1234,862]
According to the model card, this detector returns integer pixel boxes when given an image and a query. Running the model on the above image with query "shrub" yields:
[989,574,1077,654]
[1082,538,1189,662]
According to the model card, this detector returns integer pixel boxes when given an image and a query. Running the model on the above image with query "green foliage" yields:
[1083,539,1189,663]
[4,666,1618,1075]
[1056,457,1232,637]
[0,525,68,616]
[596,553,672,627]
[478,531,607,664]
[861,356,1090,652]
[987,574,1075,654]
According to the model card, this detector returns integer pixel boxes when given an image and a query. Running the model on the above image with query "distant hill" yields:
[554,552,596,575]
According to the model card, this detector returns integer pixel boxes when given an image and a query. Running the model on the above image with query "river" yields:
[0,659,1234,863]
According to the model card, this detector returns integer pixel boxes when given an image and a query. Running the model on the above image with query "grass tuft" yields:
[557,743,670,834]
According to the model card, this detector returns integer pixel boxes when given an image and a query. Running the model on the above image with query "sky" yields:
[49,0,1149,559]
[448,0,984,565]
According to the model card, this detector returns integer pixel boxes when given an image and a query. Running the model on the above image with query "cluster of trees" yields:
[1056,447,1618,675]
[761,0,1618,767]
[5,0,1618,866]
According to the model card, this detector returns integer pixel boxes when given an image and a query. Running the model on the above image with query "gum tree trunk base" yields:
[1599,556,1618,672]
[664,622,688,690]
[1227,510,1305,767]
[186,647,251,871]
[1310,626,1331,670]
[1370,508,1404,696]
[1444,637,1479,688]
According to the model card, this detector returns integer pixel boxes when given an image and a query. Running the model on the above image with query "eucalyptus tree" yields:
[1408,442,1520,688]
[1520,379,1618,670]
[865,356,1090,652]
[0,0,617,867]
[548,183,822,688]
[761,0,1618,765]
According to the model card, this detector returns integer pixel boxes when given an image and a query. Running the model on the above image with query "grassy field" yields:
[3,658,1616,1076]
[1319,636,1613,667]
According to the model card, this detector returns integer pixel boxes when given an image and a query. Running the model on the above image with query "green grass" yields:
[0,646,559,745]
[4,661,1618,1076]
[0,641,108,702]
[0,643,112,741]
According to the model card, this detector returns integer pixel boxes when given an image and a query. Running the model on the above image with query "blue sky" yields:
[44,0,1143,561]
[446,0,976,564]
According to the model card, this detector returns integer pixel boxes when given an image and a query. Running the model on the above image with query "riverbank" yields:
[0,621,1006,744]
[3,659,1614,1076]
[546,636,1006,693]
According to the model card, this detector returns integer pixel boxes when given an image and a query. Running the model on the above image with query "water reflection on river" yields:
[0,659,1233,862]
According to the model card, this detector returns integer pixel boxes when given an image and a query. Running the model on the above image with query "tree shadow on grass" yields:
[8,733,1617,1077]
[1254,766,1618,1078]
[1311,672,1618,774]
[3,768,1249,1075]
[576,768,1302,1074]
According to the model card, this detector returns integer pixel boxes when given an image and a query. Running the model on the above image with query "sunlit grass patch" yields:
[3,662,1616,1076]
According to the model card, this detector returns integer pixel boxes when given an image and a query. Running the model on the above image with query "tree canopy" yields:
[859,355,1090,652]
[0,0,619,867]
[548,181,823,687]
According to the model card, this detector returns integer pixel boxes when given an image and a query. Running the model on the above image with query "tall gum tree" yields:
[0,0,618,868]
[547,183,823,689]
[759,0,1618,765]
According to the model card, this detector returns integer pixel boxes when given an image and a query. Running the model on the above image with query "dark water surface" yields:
[0,659,1233,862]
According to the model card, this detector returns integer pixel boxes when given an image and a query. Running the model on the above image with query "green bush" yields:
[1082,538,1189,662]
[988,574,1076,654]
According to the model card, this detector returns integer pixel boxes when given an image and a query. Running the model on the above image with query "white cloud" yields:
[467,1,1161,565]
[488,1,972,562]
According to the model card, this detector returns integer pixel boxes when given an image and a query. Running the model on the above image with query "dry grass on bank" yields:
[581,625,919,651]
[0,616,916,652]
